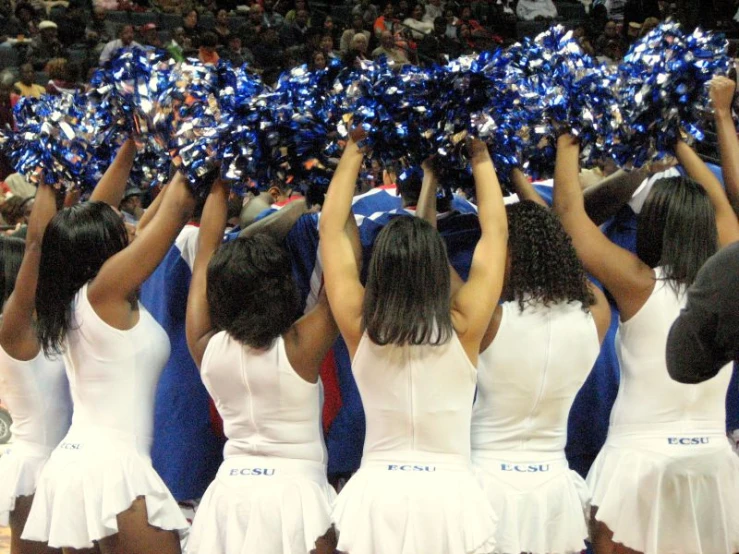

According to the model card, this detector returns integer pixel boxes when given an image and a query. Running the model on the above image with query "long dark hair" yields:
[636,176,718,291]
[35,202,129,355]
[363,216,453,346]
[0,237,25,304]
[207,234,300,349]
[506,201,594,311]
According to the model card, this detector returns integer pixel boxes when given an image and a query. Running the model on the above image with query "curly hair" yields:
[506,201,594,311]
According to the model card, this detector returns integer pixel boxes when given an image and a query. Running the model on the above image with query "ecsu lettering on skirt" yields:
[228,468,276,476]
[500,464,551,473]
[387,464,437,472]
[59,442,83,450]
[666,437,710,445]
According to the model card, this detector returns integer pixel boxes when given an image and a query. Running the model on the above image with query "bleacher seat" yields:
[107,11,130,25]
[0,47,20,69]
[130,11,158,27]
[159,13,182,30]
[200,15,215,29]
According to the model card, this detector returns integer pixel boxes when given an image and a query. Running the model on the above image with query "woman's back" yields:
[353,331,476,460]
[472,300,600,454]
[611,268,732,432]
[201,331,327,464]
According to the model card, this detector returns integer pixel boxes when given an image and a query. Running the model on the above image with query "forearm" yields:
[90,138,137,207]
[136,183,167,235]
[510,167,546,207]
[240,199,309,240]
[583,168,648,225]
[320,139,363,234]
[471,147,506,236]
[553,134,585,215]
[26,183,57,246]
[715,109,739,216]
[416,165,438,227]
[199,179,228,254]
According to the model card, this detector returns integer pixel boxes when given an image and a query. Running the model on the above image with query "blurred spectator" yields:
[353,0,379,27]
[141,23,162,47]
[119,187,145,223]
[11,3,39,39]
[403,4,433,40]
[262,0,283,27]
[395,0,411,21]
[573,24,595,55]
[182,9,201,49]
[516,0,558,20]
[166,26,186,61]
[241,4,265,47]
[599,37,625,62]
[285,0,311,26]
[605,0,627,20]
[155,0,194,15]
[342,31,369,67]
[85,7,116,48]
[417,15,458,65]
[220,34,253,65]
[457,6,483,32]
[0,71,15,181]
[340,14,370,53]
[3,173,36,199]
[457,23,476,53]
[423,0,444,23]
[46,57,83,95]
[28,20,67,70]
[280,8,310,48]
[57,1,89,47]
[443,7,457,39]
[374,2,398,38]
[99,24,140,64]
[198,30,219,64]
[321,15,339,43]
[623,0,661,36]
[0,195,33,227]
[253,26,283,77]
[209,9,228,46]
[625,20,641,42]
[14,63,45,98]
[595,19,624,55]
[319,33,339,60]
[310,49,326,70]
[198,0,218,16]
[372,29,409,64]
[639,15,659,36]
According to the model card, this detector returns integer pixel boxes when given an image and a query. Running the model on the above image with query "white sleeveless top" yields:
[0,345,71,449]
[201,331,327,464]
[352,331,477,459]
[63,283,170,452]
[611,267,733,433]
[471,301,600,454]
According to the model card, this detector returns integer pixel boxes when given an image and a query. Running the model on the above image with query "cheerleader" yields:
[553,130,739,554]
[184,179,344,554]
[22,142,195,553]
[0,184,72,554]
[320,134,507,554]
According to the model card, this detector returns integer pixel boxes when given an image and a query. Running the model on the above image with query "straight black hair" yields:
[35,202,129,355]
[363,216,453,346]
[0,237,25,305]
[207,234,300,349]
[636,176,718,291]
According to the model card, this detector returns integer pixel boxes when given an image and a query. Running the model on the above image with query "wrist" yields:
[714,107,733,119]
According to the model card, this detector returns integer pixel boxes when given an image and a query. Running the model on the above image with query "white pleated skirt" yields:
[186,455,336,554]
[472,451,590,554]
[0,441,54,527]
[587,425,739,554]
[21,426,189,549]
[332,451,497,554]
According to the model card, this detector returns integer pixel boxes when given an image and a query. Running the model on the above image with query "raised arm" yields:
[675,139,739,246]
[88,172,196,328]
[711,76,739,218]
[89,138,137,208]
[135,183,167,236]
[582,167,649,225]
[510,167,547,207]
[318,136,365,354]
[0,183,58,360]
[240,198,314,240]
[553,134,654,320]
[186,178,228,367]
[451,139,508,364]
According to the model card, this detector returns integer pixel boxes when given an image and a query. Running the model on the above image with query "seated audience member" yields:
[213,8,230,45]
[319,33,340,60]
[85,7,116,48]
[99,24,140,65]
[285,0,312,26]
[198,31,220,64]
[14,63,45,98]
[280,8,311,48]
[353,0,379,27]
[403,3,433,40]
[182,9,201,50]
[262,0,284,27]
[27,20,66,70]
[342,31,370,67]
[340,14,371,53]
[166,26,186,62]
[423,0,444,23]
[516,0,558,20]
[443,7,458,39]
[140,23,162,48]
[45,57,82,95]
[220,35,253,65]
[595,19,624,55]
[373,2,397,37]
[417,16,459,65]
[372,30,409,64]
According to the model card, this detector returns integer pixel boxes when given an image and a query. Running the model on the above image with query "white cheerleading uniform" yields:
[22,284,189,548]
[0,346,71,526]
[471,301,600,554]
[186,331,335,554]
[587,268,739,554]
[332,332,497,554]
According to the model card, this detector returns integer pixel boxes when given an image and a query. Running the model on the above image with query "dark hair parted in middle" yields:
[35,201,129,355]
[207,234,300,349]
[636,176,718,291]
[363,216,452,346]
[505,201,595,311]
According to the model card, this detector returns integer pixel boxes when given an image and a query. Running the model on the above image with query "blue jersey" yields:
[139,226,224,501]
